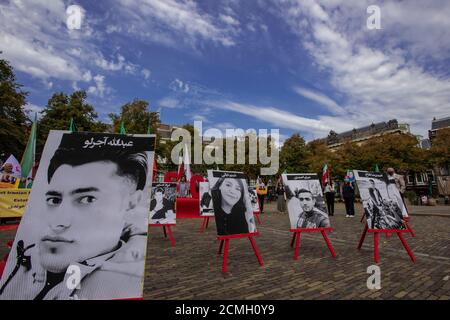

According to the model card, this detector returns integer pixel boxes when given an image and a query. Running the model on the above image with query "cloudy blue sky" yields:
[1,0,450,141]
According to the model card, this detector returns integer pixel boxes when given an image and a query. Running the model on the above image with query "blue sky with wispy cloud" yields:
[1,0,449,141]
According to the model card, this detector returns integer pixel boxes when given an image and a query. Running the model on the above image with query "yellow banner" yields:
[0,189,30,218]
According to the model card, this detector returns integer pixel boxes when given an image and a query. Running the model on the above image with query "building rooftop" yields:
[317,119,409,146]
[431,116,450,130]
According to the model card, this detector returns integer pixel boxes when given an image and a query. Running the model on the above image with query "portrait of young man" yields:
[0,131,155,300]
[354,170,407,230]
[282,174,331,230]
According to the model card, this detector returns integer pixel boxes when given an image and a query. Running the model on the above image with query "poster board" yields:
[207,170,256,236]
[0,130,155,300]
[199,182,214,217]
[282,173,331,229]
[0,189,30,218]
[149,182,177,225]
[248,187,261,214]
[353,170,407,230]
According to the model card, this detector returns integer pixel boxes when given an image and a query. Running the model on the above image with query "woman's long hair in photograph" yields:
[211,177,246,215]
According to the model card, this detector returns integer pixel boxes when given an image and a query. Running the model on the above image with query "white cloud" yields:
[275,0,450,136]
[117,0,238,47]
[293,86,345,115]
[158,97,179,108]
[95,54,137,74]
[204,100,351,139]
[170,78,190,93]
[87,74,109,97]
[141,68,151,79]
[219,14,240,26]
[0,31,83,81]
[24,103,44,118]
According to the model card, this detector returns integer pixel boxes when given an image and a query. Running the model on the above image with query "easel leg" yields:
[255,214,262,225]
[360,212,365,223]
[406,222,416,237]
[200,217,207,233]
[206,217,210,229]
[357,223,368,249]
[374,232,379,263]
[218,240,224,255]
[397,233,416,262]
[167,226,174,247]
[294,232,301,260]
[163,226,167,238]
[321,230,337,258]
[249,237,263,266]
[222,239,229,273]
[290,232,296,248]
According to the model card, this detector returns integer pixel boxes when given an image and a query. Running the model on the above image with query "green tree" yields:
[38,90,106,153]
[280,133,310,173]
[429,128,450,169]
[109,98,161,163]
[0,55,29,159]
[109,99,159,134]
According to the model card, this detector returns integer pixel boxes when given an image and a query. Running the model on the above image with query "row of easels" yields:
[148,213,416,273]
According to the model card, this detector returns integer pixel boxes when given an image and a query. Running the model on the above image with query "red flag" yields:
[322,163,331,187]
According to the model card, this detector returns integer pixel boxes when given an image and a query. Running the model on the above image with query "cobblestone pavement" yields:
[1,202,449,300]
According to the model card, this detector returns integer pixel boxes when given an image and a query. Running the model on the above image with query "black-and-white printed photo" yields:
[199,182,214,217]
[207,170,257,236]
[354,170,407,230]
[0,131,155,300]
[248,187,260,213]
[149,183,176,224]
[282,173,331,229]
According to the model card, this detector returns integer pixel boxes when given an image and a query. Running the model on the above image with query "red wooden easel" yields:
[289,227,336,260]
[149,224,175,247]
[0,240,13,280]
[357,222,416,263]
[254,196,262,225]
[360,212,416,237]
[199,216,213,233]
[254,212,262,225]
[217,232,263,273]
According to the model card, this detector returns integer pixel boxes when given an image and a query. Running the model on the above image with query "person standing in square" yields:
[323,181,335,216]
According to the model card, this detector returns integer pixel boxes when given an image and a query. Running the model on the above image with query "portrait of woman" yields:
[209,171,256,236]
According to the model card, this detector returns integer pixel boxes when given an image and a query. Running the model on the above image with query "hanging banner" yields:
[0,189,30,218]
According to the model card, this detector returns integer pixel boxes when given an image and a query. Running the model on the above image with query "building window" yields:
[427,170,435,182]
[407,174,414,184]
[415,173,424,184]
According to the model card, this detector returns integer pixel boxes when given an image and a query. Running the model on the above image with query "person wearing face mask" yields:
[211,177,255,236]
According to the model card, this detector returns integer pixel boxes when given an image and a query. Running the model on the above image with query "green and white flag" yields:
[20,113,37,188]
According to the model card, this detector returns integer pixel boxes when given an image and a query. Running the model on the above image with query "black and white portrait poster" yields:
[282,173,331,230]
[353,170,407,230]
[149,183,177,225]
[199,182,214,217]
[207,170,257,236]
[248,187,260,213]
[0,130,155,300]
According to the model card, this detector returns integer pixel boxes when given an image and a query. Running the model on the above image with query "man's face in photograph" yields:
[298,191,315,212]
[39,161,140,273]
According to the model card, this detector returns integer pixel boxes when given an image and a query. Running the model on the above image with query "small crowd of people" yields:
[254,167,407,219]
